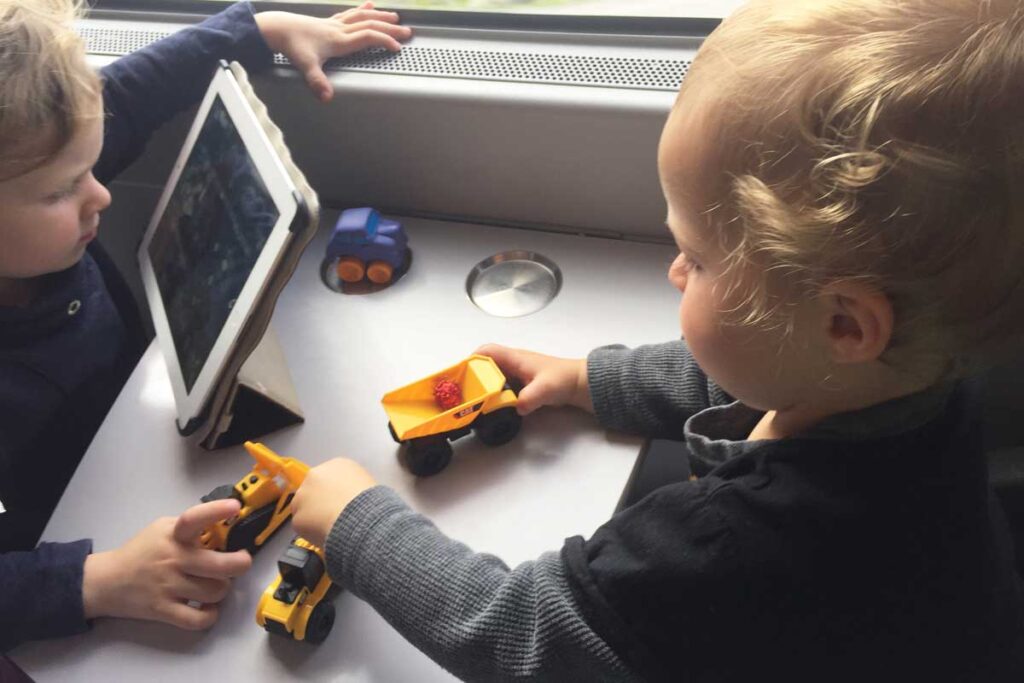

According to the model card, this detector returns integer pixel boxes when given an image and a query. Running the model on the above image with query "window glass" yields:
[263,1,744,18]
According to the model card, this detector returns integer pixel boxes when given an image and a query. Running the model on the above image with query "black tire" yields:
[473,407,522,447]
[303,601,335,645]
[400,436,453,476]
[263,619,291,637]
[225,501,277,553]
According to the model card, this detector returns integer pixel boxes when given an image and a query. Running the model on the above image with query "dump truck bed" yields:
[382,355,507,441]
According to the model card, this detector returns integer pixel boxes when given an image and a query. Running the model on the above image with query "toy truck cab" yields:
[382,355,521,476]
[255,537,337,644]
[326,207,409,284]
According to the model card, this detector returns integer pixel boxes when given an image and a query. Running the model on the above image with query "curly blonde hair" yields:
[0,0,100,179]
[671,0,1024,379]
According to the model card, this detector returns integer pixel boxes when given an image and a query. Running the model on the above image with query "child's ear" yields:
[819,281,893,364]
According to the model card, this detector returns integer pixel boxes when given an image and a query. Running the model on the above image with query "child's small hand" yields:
[255,2,413,102]
[291,459,378,548]
[476,344,592,416]
[81,499,252,630]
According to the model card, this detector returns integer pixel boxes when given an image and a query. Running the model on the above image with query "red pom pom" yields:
[433,379,463,410]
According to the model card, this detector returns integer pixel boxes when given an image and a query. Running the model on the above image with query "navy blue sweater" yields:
[0,2,273,651]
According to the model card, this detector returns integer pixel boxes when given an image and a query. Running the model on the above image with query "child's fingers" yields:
[336,10,401,25]
[157,601,220,631]
[181,547,252,579]
[476,344,533,382]
[171,499,241,545]
[342,20,412,41]
[474,342,505,358]
[335,6,400,25]
[515,378,551,416]
[340,29,404,54]
[300,63,333,102]
[174,576,231,605]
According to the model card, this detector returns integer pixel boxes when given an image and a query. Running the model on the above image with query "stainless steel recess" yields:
[466,251,562,317]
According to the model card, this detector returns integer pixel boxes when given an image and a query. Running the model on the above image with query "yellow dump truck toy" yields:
[382,355,521,476]
[256,536,338,644]
[199,441,309,553]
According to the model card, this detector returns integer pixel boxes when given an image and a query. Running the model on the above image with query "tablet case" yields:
[199,325,303,449]
[187,61,320,450]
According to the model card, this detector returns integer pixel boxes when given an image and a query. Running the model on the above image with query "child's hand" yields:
[255,2,412,102]
[476,344,592,416]
[291,459,378,548]
[81,499,252,630]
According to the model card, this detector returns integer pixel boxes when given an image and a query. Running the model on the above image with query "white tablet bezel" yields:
[138,64,300,432]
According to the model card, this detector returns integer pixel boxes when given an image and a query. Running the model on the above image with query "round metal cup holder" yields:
[465,251,562,317]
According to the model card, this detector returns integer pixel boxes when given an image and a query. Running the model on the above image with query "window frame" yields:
[83,0,705,243]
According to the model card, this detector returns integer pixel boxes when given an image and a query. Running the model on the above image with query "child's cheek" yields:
[678,293,703,343]
[678,290,719,356]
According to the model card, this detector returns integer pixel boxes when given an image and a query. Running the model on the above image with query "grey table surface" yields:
[12,215,679,682]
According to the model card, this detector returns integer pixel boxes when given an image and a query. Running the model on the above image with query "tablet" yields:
[139,63,309,434]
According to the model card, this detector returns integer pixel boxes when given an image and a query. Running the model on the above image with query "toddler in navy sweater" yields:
[0,0,409,650]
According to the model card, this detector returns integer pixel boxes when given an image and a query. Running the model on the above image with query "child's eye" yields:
[44,179,81,204]
[671,252,701,275]
[44,187,74,203]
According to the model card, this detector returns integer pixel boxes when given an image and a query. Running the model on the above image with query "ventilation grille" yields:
[79,26,687,91]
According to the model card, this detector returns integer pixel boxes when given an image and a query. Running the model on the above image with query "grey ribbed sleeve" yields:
[325,486,637,682]
[587,339,732,439]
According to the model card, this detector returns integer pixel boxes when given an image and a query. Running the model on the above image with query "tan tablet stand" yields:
[188,61,319,450]
[198,326,303,449]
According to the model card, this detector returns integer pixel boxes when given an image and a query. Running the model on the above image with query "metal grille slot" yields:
[79,25,688,91]
[80,26,171,55]
[315,46,687,90]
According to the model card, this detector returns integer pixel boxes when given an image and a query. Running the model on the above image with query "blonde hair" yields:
[0,0,100,178]
[673,0,1024,379]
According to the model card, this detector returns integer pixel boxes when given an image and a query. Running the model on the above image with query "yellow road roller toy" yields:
[199,441,309,553]
[383,355,521,476]
[256,536,338,644]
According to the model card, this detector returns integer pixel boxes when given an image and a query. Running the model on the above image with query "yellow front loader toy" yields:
[200,441,309,553]
[255,536,338,644]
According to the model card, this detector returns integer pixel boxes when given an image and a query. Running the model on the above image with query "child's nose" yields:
[84,174,111,213]
[668,256,688,292]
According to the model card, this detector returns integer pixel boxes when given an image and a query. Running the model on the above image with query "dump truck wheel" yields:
[304,602,336,645]
[401,437,453,476]
[473,408,522,447]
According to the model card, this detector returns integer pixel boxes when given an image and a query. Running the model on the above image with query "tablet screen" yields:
[147,95,280,392]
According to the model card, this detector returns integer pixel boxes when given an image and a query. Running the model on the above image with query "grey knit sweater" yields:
[324,341,720,681]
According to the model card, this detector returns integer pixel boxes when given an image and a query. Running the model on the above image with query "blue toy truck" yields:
[326,207,409,285]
